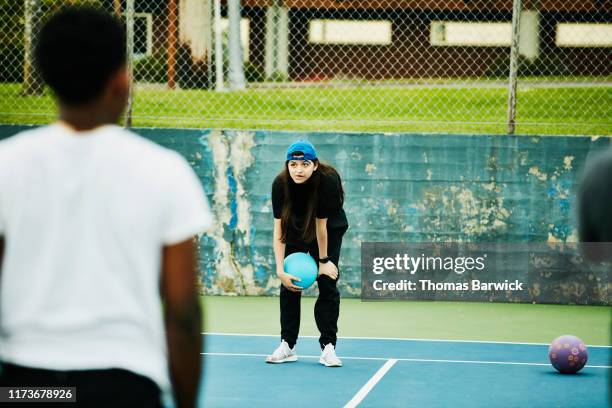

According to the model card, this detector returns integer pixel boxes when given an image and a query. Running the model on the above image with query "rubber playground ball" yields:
[549,335,588,374]
[284,252,318,289]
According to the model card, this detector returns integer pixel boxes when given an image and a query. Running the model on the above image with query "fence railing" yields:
[1,0,610,135]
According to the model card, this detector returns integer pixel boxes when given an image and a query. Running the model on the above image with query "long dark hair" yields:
[278,160,344,243]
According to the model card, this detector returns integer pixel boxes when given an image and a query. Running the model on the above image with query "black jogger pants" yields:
[280,226,347,350]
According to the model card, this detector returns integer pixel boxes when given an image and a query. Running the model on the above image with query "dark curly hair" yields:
[35,6,126,106]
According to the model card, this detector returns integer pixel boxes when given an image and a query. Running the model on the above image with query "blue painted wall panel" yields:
[1,125,609,303]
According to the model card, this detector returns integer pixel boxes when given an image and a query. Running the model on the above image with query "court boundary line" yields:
[202,332,612,348]
[344,359,397,408]
[200,352,612,369]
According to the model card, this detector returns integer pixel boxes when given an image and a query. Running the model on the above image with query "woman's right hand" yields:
[279,272,302,292]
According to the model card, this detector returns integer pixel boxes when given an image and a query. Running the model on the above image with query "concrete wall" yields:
[0,125,609,303]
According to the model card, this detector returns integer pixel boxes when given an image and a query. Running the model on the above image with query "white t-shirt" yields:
[0,123,212,392]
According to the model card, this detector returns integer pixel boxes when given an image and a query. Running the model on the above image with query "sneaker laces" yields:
[272,341,292,358]
[323,344,338,359]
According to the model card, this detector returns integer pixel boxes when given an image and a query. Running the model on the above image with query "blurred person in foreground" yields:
[578,147,612,261]
[0,7,211,407]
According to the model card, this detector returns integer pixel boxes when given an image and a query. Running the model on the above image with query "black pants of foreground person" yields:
[280,226,348,350]
[0,362,162,407]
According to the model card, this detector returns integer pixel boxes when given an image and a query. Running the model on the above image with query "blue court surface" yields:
[199,333,610,407]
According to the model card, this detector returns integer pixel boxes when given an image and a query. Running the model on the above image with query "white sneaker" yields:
[266,340,297,364]
[319,344,342,367]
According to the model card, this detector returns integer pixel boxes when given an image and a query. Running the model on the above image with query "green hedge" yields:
[134,52,167,83]
[134,45,265,88]
[485,53,573,78]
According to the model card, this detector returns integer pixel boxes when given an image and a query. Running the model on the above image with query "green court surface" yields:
[201,296,611,346]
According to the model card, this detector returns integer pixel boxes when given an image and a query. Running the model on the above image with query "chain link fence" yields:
[0,0,610,135]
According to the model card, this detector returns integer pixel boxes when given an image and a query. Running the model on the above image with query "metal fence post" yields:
[213,0,224,91]
[124,0,135,128]
[227,0,246,89]
[22,0,44,96]
[507,0,523,135]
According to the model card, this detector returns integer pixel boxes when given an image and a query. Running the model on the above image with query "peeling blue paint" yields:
[558,199,570,211]
[255,265,266,283]
[1,125,610,303]
[226,167,238,230]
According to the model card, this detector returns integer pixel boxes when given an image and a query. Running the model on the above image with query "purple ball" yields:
[549,335,588,374]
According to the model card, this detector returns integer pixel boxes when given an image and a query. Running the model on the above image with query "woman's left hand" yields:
[318,261,338,280]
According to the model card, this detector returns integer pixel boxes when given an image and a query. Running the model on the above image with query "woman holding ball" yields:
[266,140,349,367]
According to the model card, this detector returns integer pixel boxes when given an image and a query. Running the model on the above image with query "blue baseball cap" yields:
[286,140,317,161]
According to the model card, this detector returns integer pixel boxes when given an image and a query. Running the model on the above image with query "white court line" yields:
[200,352,612,369]
[202,332,612,348]
[344,359,397,408]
